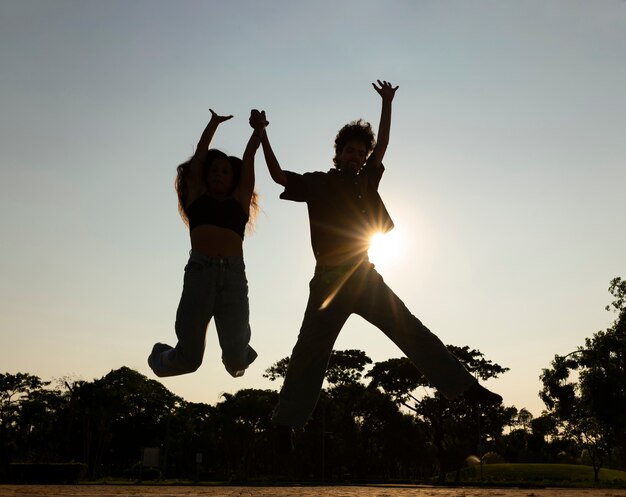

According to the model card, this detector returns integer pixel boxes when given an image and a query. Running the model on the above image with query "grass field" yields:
[449,463,626,487]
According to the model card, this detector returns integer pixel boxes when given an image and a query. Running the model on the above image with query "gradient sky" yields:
[1,0,625,417]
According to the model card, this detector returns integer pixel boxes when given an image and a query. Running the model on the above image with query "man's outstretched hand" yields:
[372,80,399,102]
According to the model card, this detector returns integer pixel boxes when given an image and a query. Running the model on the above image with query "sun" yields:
[368,229,404,267]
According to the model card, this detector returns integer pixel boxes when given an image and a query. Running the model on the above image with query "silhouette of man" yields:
[256,80,501,448]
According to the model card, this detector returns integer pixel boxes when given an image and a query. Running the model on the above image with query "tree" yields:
[263,357,290,382]
[163,401,217,480]
[214,389,278,480]
[540,353,612,481]
[0,373,50,467]
[367,346,510,482]
[0,373,47,432]
[264,349,428,480]
[325,349,372,386]
[309,382,419,481]
[540,276,626,479]
[15,386,66,462]
[499,408,533,462]
[264,349,372,388]
[366,357,425,410]
[60,367,182,479]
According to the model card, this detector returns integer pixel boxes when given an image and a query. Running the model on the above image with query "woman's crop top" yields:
[185,194,248,238]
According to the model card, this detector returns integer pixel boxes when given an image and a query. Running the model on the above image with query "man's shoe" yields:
[463,382,502,406]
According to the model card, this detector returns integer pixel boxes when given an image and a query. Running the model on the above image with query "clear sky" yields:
[1,0,625,417]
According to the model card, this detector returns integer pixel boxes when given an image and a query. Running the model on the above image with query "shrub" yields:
[7,463,87,484]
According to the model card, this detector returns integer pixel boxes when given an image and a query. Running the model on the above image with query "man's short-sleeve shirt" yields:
[280,157,394,263]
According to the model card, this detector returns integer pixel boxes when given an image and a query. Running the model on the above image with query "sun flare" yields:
[368,229,404,267]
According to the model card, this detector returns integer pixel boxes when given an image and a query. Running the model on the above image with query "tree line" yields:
[1,277,624,483]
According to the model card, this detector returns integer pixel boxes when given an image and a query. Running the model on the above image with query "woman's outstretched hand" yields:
[209,108,234,124]
[372,80,399,102]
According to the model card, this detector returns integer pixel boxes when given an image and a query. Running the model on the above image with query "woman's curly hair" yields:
[333,119,376,168]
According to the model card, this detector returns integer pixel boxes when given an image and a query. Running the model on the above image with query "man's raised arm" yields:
[369,80,399,168]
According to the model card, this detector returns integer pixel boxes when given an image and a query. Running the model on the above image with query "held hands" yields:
[372,80,399,102]
[209,108,234,124]
[249,109,269,133]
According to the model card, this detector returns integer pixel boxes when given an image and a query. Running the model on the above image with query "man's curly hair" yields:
[333,119,376,168]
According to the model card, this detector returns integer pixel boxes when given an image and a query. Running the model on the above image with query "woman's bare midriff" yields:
[190,225,243,257]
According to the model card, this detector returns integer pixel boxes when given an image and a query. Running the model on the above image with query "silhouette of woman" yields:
[148,109,266,378]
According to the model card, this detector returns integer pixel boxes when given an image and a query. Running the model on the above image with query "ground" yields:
[1,485,626,497]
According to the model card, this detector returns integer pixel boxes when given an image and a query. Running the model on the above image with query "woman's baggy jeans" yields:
[148,251,257,378]
[272,261,476,427]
